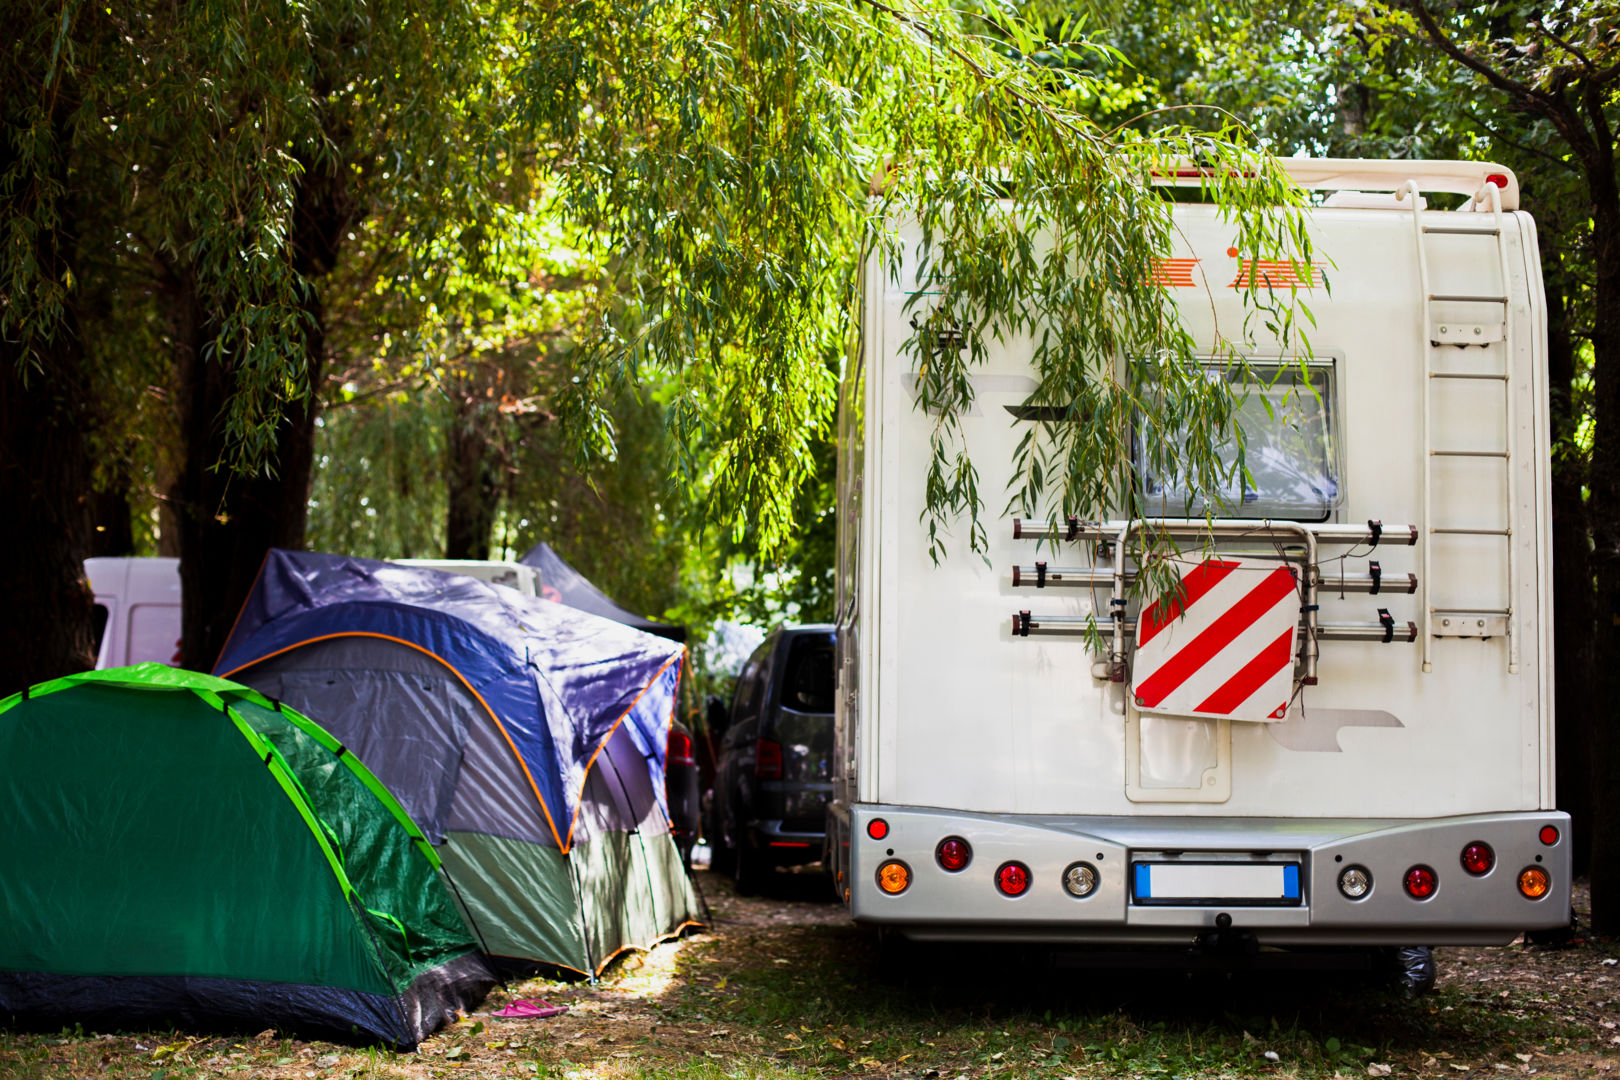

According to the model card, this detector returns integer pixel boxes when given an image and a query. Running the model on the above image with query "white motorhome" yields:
[829,160,1570,958]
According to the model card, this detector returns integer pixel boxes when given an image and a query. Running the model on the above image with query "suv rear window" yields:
[781,635,835,714]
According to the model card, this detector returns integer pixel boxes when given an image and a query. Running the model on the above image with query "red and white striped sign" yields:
[1131,558,1300,723]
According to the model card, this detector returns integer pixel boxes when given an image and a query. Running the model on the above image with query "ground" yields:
[2,870,1616,1080]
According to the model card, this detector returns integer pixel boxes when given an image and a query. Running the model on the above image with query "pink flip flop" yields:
[490,999,568,1019]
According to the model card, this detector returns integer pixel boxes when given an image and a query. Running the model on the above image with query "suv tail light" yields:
[667,729,695,767]
[755,739,783,779]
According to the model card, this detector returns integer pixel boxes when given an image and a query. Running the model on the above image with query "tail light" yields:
[667,729,695,767]
[1403,865,1438,900]
[995,861,1031,897]
[866,818,889,840]
[877,860,911,894]
[1486,173,1509,188]
[1518,866,1550,900]
[755,739,783,779]
[936,837,971,872]
[1460,841,1494,876]
[1539,825,1560,846]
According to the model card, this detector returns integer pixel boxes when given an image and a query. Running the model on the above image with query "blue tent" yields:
[214,550,700,974]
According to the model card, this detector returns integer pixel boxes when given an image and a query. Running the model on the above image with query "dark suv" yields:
[704,625,835,893]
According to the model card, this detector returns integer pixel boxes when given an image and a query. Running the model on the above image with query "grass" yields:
[0,873,1610,1080]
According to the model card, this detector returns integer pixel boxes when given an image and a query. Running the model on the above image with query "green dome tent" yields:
[0,664,494,1048]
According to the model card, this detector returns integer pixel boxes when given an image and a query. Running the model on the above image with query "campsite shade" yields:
[0,665,493,1048]
[213,550,701,973]
[520,542,686,642]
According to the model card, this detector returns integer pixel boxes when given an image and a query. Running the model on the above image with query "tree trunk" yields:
[1581,165,1620,932]
[169,271,323,670]
[1544,276,1594,877]
[87,483,137,557]
[168,151,352,671]
[0,71,97,693]
[446,396,501,560]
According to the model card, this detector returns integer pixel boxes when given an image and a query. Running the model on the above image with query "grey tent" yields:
[214,551,702,976]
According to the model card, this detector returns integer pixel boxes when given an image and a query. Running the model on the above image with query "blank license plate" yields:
[1132,862,1301,905]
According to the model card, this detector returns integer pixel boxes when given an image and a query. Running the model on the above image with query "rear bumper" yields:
[835,804,1571,946]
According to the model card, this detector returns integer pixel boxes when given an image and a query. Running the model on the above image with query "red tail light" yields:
[1539,825,1560,846]
[996,861,1031,897]
[1460,841,1494,876]
[1404,865,1438,900]
[1486,173,1509,188]
[755,739,783,779]
[936,837,971,872]
[667,729,695,767]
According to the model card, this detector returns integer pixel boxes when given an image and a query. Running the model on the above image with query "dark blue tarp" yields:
[519,543,686,642]
[213,550,685,850]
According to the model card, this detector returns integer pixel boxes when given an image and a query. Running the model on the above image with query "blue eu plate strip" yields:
[1283,864,1300,899]
[1136,863,1152,898]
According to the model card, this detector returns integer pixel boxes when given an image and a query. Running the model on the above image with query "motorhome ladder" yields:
[1405,179,1519,675]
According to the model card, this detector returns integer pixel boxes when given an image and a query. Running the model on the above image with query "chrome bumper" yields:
[835,805,1571,946]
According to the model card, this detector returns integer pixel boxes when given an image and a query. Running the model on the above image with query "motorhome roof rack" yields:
[1152,158,1520,211]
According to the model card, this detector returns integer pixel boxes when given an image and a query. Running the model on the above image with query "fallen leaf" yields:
[1264,1050,1280,1062]
[1515,1054,1532,1063]
[1367,1065,1392,1077]
[1450,1065,1472,1072]
[315,1054,340,1068]
[829,1037,848,1051]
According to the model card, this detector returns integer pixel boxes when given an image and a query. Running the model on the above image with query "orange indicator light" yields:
[1518,866,1550,900]
[877,860,911,895]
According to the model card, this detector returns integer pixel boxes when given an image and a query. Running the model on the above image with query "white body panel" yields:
[831,167,1569,944]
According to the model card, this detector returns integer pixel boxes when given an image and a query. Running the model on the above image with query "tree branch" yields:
[1531,17,1595,71]
[1400,0,1599,168]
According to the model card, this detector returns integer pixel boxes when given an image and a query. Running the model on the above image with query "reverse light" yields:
[877,860,911,895]
[1338,865,1372,900]
[1539,825,1560,846]
[1460,841,1495,876]
[1518,866,1550,900]
[1403,865,1438,900]
[667,729,695,767]
[936,837,971,873]
[755,739,783,780]
[995,861,1031,897]
[867,818,889,841]
[1062,862,1099,899]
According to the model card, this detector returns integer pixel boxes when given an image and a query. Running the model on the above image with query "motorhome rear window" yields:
[1135,359,1341,521]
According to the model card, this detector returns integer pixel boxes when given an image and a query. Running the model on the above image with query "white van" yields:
[829,159,1570,956]
[85,557,183,668]
[86,556,540,669]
